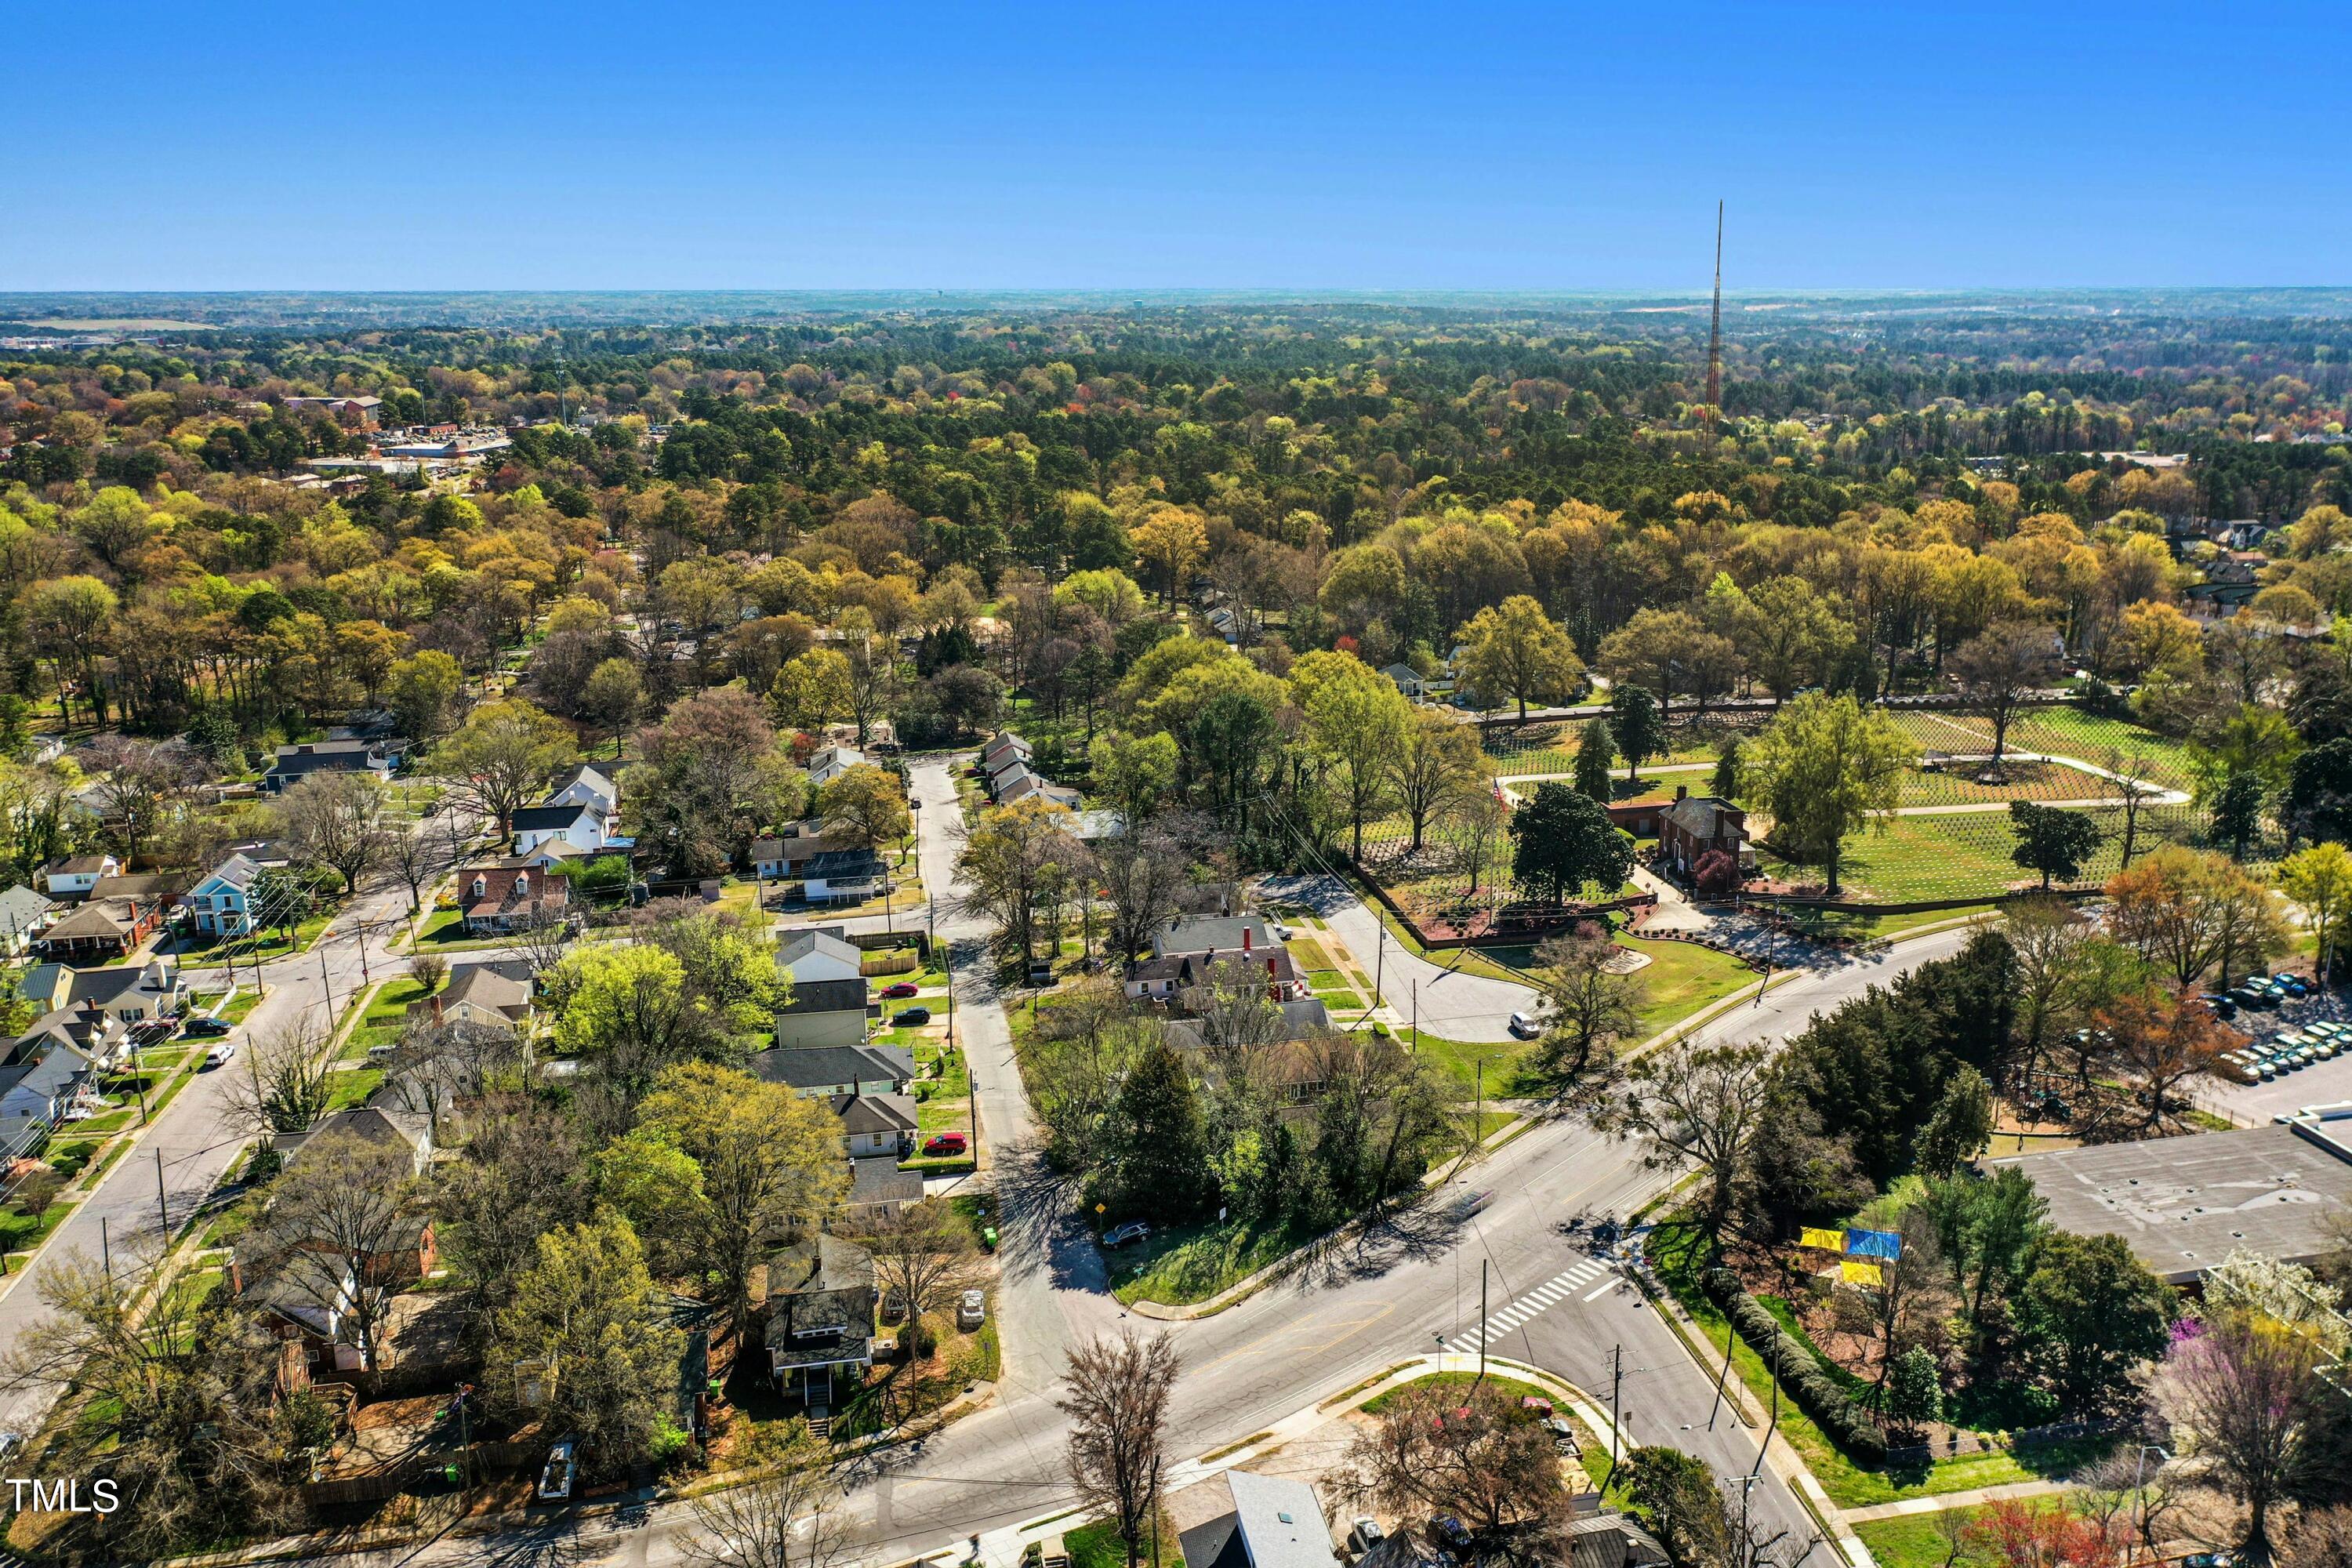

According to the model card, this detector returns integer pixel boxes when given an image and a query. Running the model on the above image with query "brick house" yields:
[1657,786,1753,880]
[456,858,573,935]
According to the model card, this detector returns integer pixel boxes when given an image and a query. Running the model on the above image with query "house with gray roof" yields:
[763,1232,877,1406]
[0,886,55,955]
[1149,914,1276,960]
[777,929,866,985]
[831,1093,916,1158]
[1178,1471,1341,1568]
[752,1043,913,1098]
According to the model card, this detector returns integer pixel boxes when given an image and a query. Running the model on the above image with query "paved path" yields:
[1840,1479,2070,1524]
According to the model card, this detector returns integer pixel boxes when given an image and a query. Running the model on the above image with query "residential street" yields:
[285,764,1988,1568]
[0,872,422,1443]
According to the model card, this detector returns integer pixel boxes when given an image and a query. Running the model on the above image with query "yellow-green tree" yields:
[769,647,854,735]
[1740,692,1915,896]
[2279,841,2352,981]
[1457,595,1583,723]
[1293,650,1412,862]
[1130,506,1207,607]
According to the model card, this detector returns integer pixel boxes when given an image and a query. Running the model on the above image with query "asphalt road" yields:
[0,866,426,1442]
[291,767,1992,1568]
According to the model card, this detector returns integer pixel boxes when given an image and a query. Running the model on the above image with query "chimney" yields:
[1242,927,1254,953]
[1676,784,1689,801]
[431,996,444,1025]
[1267,956,1278,979]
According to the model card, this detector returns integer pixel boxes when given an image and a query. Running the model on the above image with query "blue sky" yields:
[9,1,2345,292]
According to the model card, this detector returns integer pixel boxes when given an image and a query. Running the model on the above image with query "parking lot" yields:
[2201,984,2352,1123]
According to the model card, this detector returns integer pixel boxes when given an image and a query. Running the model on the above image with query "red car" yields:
[923,1131,968,1156]
[880,982,920,1000]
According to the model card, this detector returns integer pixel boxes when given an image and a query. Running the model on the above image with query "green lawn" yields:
[175,911,335,964]
[1888,706,2198,792]
[1621,935,1755,1039]
[344,978,431,1058]
[1363,1369,1557,1413]
[1107,1216,1313,1307]
[1065,1513,1184,1568]
[323,1067,385,1112]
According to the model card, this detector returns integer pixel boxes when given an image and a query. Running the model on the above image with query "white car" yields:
[1508,1011,1541,1040]
[1272,921,1295,941]
[956,1289,985,1330]
[205,1040,238,1068]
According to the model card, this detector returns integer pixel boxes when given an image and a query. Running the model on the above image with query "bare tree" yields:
[432,1104,583,1349]
[851,1197,981,1359]
[1345,1380,1571,1549]
[1059,1330,1181,1568]
[380,1016,520,1141]
[2004,895,2093,1087]
[1444,788,1510,902]
[1098,825,1192,965]
[1949,619,2056,776]
[1826,1209,1952,1410]
[510,905,578,977]
[275,771,390,895]
[2147,1307,2338,1564]
[1593,1038,1771,1242]
[2101,747,2165,869]
[247,1131,423,1378]
[1529,924,1646,1096]
[84,735,209,868]
[223,1018,336,1138]
[384,819,454,920]
[679,1421,851,1568]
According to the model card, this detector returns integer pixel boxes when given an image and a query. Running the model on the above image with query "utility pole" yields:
[1755,890,1778,1008]
[1477,1261,1489,1382]
[155,1148,169,1240]
[1609,1344,1624,1472]
[1752,1340,1780,1479]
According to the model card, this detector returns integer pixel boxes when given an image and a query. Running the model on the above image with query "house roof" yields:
[999,775,1080,806]
[831,1093,918,1136]
[1381,662,1421,682]
[847,1154,924,1210]
[0,886,54,931]
[1179,1472,1340,1568]
[300,1105,434,1159]
[509,802,597,832]
[1167,998,1334,1052]
[39,902,140,942]
[981,732,1031,764]
[776,978,870,1018]
[804,849,887,879]
[89,874,174,903]
[768,1232,875,1300]
[752,1042,910,1089]
[1152,915,1275,958]
[1660,795,1742,840]
[417,965,532,1019]
[548,763,617,803]
[53,962,175,1011]
[43,855,117,877]
[778,930,863,974]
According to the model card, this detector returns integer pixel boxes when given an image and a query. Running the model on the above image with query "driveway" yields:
[1257,873,1541,1042]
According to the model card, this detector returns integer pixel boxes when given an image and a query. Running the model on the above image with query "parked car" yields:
[1541,1416,1581,1454]
[880,1290,908,1323]
[1348,1519,1386,1555]
[1272,922,1295,941]
[1104,1220,1152,1248]
[2198,992,2239,1019]
[1432,1517,1473,1552]
[205,1040,238,1068]
[1507,1011,1541,1040]
[922,1131,967,1156]
[957,1289,985,1330]
[893,1006,932,1026]
[537,1439,577,1502]
[880,982,920,1000]
[2274,972,2312,997]
[183,1015,233,1037]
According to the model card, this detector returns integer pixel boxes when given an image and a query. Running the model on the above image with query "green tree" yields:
[1389,710,1483,854]
[2016,1229,2176,1414]
[1915,1065,1994,1178]
[1457,594,1583,723]
[637,1063,848,1335]
[1887,1348,1944,1432]
[1619,1446,1733,1568]
[488,1212,685,1475]
[1294,650,1413,862]
[2279,841,2352,979]
[1609,685,1664,782]
[1089,731,1180,825]
[582,657,644,760]
[386,650,465,743]
[769,648,854,735]
[1740,692,1915,896]
[2009,801,2103,890]
[817,764,911,852]
[1510,782,1634,905]
[1114,1040,1211,1220]
[1573,718,1617,804]
[1710,736,1742,801]
[437,697,577,833]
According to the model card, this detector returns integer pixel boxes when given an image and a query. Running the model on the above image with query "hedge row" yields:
[1700,1266,1886,1465]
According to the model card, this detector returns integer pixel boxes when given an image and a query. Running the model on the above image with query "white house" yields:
[507,802,608,857]
[41,854,119,898]
[0,886,56,955]
[831,1093,916,1158]
[804,850,888,904]
[776,930,866,985]
[807,746,872,787]
[546,762,619,815]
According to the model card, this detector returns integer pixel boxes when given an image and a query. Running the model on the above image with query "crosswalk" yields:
[1442,1255,1618,1352]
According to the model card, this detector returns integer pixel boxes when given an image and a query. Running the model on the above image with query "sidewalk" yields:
[1841,1479,2070,1525]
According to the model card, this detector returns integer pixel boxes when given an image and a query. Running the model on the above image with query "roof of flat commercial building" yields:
[1985,1117,2352,1284]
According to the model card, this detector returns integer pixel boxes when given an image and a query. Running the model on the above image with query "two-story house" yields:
[1657,786,1754,880]
[0,886,56,955]
[806,745,873,787]
[39,854,120,898]
[181,847,293,935]
[763,1234,878,1407]
[20,959,182,1025]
